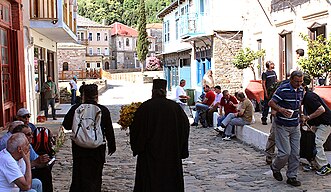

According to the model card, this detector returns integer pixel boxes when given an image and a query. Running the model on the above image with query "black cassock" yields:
[130,97,190,192]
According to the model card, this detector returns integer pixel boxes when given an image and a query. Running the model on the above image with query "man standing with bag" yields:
[41,76,58,120]
[62,84,116,192]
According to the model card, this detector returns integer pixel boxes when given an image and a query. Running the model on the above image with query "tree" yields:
[298,33,331,84]
[233,47,265,80]
[136,0,149,72]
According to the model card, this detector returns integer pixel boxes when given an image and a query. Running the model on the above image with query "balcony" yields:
[180,13,206,38]
[29,0,77,43]
[78,38,89,45]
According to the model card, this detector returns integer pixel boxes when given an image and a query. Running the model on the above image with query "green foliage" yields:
[298,33,331,78]
[233,47,265,80]
[77,0,171,27]
[77,0,123,25]
[136,0,149,63]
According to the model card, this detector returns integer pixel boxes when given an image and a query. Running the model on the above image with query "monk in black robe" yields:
[130,79,190,192]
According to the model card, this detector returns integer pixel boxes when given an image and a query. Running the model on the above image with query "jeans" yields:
[193,103,209,124]
[217,114,228,126]
[45,98,56,118]
[272,124,300,179]
[262,96,270,121]
[222,113,250,136]
[71,89,77,105]
[21,178,42,192]
[314,124,331,168]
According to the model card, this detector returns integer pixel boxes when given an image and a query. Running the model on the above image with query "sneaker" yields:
[214,127,224,132]
[286,178,301,187]
[222,136,231,141]
[303,164,314,172]
[220,123,226,128]
[316,164,331,176]
[266,156,272,165]
[191,122,198,126]
[270,164,283,181]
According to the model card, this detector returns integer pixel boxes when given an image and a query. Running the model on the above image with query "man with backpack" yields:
[62,84,116,192]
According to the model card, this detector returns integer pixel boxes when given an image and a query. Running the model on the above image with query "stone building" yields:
[158,0,246,95]
[57,43,86,80]
[146,23,163,55]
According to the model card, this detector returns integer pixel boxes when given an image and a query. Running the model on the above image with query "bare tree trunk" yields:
[250,66,256,80]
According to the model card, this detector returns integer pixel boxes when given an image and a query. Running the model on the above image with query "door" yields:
[279,32,293,80]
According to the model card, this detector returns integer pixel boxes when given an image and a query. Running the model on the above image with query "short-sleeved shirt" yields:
[240,98,254,123]
[302,91,331,126]
[204,90,215,106]
[70,79,78,90]
[262,70,277,89]
[212,93,223,107]
[272,82,304,127]
[0,149,26,192]
[175,86,186,101]
[220,95,238,115]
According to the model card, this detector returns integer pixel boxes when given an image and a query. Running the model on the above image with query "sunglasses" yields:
[21,115,31,118]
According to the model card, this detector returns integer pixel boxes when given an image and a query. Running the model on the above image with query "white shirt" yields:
[70,79,78,90]
[213,93,223,107]
[175,85,186,101]
[0,149,26,192]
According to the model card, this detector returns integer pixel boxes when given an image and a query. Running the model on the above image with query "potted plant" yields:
[232,47,265,80]
[298,33,331,86]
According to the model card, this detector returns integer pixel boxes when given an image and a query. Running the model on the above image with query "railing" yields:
[78,39,88,45]
[30,0,57,20]
[60,69,102,80]
[180,13,205,38]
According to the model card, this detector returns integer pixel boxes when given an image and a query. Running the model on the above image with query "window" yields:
[257,39,263,79]
[88,32,92,41]
[155,45,158,52]
[126,38,130,46]
[119,41,121,48]
[104,33,108,41]
[1,28,10,103]
[164,21,170,42]
[86,63,90,68]
[97,63,100,67]
[309,23,326,40]
[80,32,84,40]
[89,48,93,55]
[200,0,204,13]
[97,33,100,41]
[97,48,101,55]
[63,62,69,71]
[104,47,109,55]
[77,33,80,40]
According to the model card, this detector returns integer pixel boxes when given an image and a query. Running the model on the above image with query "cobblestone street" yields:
[51,81,331,191]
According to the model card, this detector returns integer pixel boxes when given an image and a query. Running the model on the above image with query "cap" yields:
[17,108,30,117]
[152,79,167,90]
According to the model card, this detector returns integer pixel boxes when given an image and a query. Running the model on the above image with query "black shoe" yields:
[286,178,301,187]
[266,156,272,165]
[191,122,198,126]
[262,121,267,125]
[53,117,57,120]
[270,164,283,181]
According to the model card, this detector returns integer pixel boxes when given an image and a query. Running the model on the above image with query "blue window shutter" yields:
[196,60,202,86]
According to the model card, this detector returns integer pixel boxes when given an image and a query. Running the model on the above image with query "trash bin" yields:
[186,89,195,106]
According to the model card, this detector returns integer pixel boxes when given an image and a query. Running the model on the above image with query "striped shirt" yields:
[272,82,303,127]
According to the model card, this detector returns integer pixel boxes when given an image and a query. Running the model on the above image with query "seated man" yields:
[0,133,42,192]
[191,85,215,127]
[12,125,53,192]
[175,79,190,109]
[207,85,222,127]
[214,90,238,132]
[220,92,253,141]
[0,121,24,151]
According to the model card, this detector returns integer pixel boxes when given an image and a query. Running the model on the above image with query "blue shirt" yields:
[28,123,37,132]
[272,82,303,127]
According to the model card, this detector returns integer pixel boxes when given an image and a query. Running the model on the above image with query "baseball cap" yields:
[17,108,30,117]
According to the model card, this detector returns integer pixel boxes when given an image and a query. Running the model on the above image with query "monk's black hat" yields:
[152,79,167,90]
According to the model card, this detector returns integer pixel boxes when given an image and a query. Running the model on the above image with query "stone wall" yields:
[213,32,243,94]
[57,46,86,80]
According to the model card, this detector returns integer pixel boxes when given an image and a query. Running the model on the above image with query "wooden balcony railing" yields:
[63,3,68,25]
[30,0,57,20]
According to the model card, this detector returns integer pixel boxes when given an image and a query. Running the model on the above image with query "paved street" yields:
[51,80,331,191]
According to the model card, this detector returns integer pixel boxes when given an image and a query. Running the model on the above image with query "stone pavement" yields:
[48,80,331,191]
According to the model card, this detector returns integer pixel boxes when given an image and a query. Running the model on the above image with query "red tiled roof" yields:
[110,22,138,37]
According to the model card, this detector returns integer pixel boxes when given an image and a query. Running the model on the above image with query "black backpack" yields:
[31,127,55,157]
